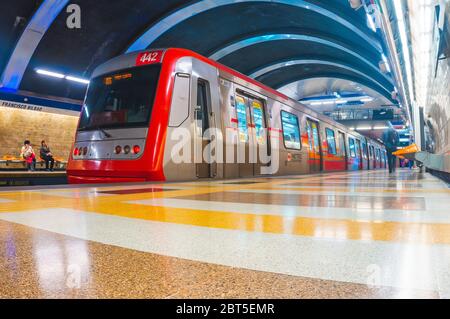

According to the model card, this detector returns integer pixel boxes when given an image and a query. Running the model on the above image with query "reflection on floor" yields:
[0,169,449,298]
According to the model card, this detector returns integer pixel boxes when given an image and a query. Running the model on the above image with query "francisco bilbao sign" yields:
[0,99,80,116]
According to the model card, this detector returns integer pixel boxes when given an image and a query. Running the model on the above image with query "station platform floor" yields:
[0,169,449,299]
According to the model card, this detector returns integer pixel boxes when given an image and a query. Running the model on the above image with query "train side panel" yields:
[68,48,388,184]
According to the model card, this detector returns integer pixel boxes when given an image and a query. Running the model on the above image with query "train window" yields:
[338,132,346,157]
[281,111,301,150]
[79,65,161,131]
[376,149,380,161]
[348,138,356,157]
[251,99,266,145]
[235,95,249,142]
[355,140,361,158]
[196,80,210,136]
[362,142,368,159]
[325,128,337,155]
[169,74,190,127]
[370,145,375,159]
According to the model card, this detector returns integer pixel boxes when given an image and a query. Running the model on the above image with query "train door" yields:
[235,94,253,177]
[356,139,363,170]
[370,145,376,169]
[191,59,222,179]
[384,151,388,169]
[376,148,381,169]
[306,119,322,173]
[195,79,212,178]
[234,93,268,177]
[248,96,269,176]
[362,140,369,170]
[338,131,348,170]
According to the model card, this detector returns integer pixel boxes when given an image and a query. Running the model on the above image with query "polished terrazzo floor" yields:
[0,169,449,298]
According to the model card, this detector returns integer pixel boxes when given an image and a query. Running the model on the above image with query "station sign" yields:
[0,98,80,117]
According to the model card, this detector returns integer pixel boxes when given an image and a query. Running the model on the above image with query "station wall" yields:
[427,5,450,173]
[0,107,79,161]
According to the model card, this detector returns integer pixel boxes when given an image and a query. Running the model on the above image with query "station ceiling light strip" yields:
[355,126,390,131]
[393,0,415,103]
[36,69,65,79]
[302,95,374,106]
[35,68,90,85]
[65,76,90,84]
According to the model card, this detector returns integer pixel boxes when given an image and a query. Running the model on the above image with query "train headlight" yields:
[73,148,79,156]
[114,145,122,154]
[124,145,131,154]
[82,147,88,156]
[133,145,141,154]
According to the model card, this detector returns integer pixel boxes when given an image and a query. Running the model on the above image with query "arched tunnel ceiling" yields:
[0,0,396,104]
[278,77,392,106]
[0,0,39,76]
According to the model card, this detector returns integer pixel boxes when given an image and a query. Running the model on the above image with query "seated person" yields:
[20,140,36,171]
[40,140,55,171]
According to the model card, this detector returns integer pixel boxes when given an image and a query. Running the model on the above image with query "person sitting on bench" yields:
[21,140,36,171]
[40,140,55,171]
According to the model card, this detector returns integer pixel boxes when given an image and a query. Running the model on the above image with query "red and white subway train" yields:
[67,48,387,184]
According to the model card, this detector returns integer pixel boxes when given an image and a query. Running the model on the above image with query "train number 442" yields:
[136,51,163,66]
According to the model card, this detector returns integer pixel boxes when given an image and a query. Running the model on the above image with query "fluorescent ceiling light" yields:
[407,0,436,112]
[381,54,391,73]
[36,68,89,85]
[310,102,323,106]
[361,97,373,102]
[367,14,377,32]
[66,75,90,84]
[393,0,414,104]
[399,138,410,143]
[337,100,348,104]
[357,127,372,130]
[36,69,64,79]
[373,126,389,130]
[323,101,335,105]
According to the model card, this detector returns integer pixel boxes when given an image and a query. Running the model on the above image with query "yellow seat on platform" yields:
[1,155,22,161]
[393,144,419,156]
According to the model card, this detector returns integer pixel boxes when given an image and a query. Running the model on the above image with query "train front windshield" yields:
[78,65,161,131]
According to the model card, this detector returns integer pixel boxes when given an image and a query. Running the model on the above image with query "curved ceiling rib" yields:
[208,33,392,84]
[125,0,381,54]
[250,59,393,98]
[0,0,69,90]
[279,76,395,104]
[278,77,391,103]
